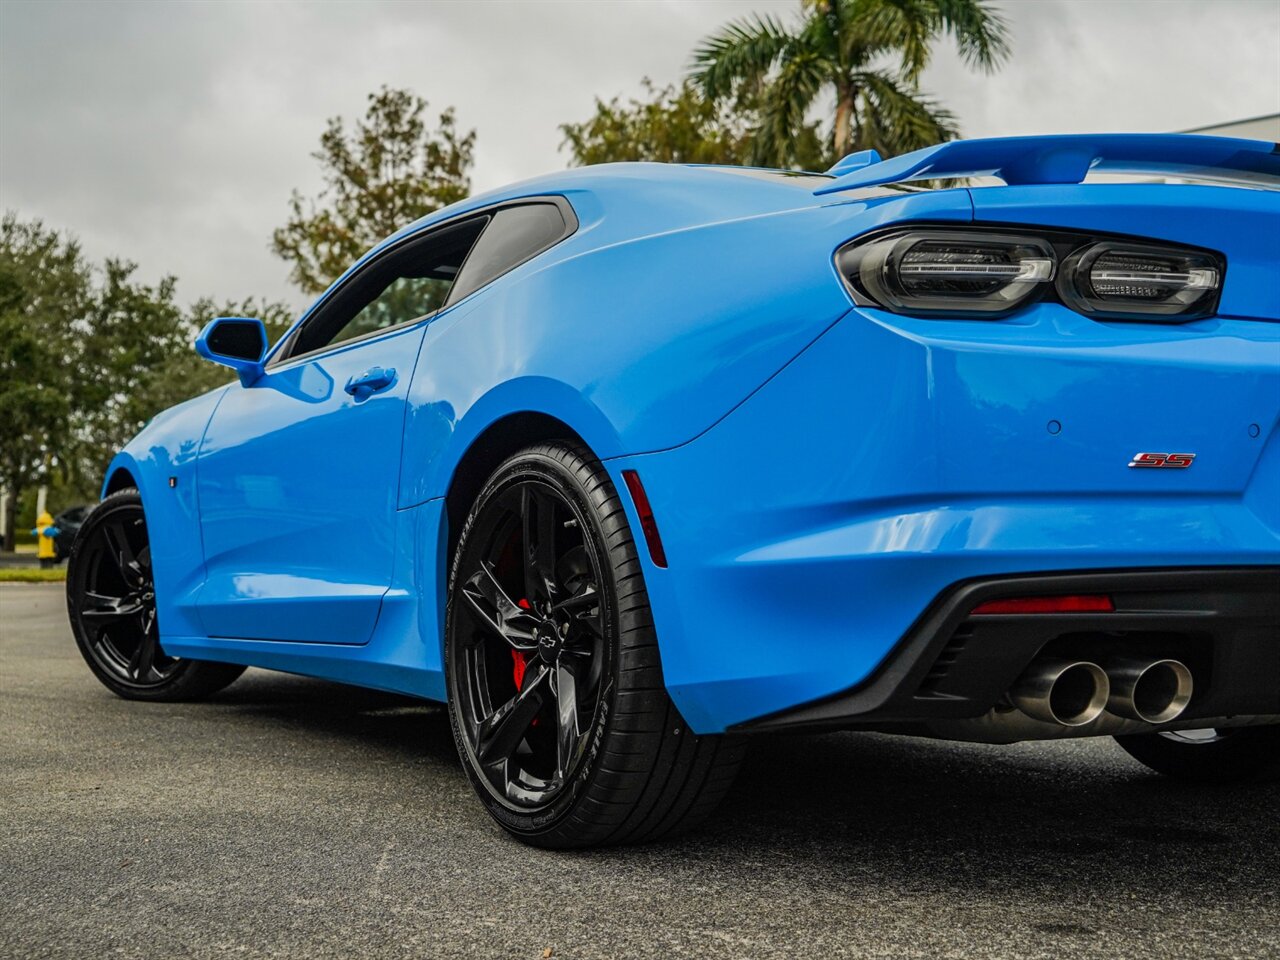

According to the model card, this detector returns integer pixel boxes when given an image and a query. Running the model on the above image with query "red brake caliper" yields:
[512,598,531,689]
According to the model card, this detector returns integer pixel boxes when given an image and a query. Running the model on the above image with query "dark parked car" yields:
[52,505,90,561]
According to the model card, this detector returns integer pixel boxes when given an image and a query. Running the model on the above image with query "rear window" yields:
[447,203,570,305]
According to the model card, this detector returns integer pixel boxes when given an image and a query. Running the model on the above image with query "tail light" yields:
[837,230,1054,317]
[836,226,1224,323]
[1059,241,1222,320]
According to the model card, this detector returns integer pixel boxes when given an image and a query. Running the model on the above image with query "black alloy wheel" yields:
[67,489,245,701]
[452,475,605,809]
[446,442,744,848]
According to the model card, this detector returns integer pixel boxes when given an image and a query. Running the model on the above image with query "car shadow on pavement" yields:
[206,669,460,768]
[204,669,1279,909]
[694,727,1280,909]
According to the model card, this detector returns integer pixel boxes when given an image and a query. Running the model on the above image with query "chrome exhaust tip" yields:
[1105,658,1193,724]
[1010,659,1110,727]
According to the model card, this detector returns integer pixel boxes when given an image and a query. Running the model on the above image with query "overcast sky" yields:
[2,0,1277,310]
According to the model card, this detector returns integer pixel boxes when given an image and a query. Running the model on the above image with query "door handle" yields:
[344,366,397,400]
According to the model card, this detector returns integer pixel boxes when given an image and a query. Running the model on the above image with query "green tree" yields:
[67,288,297,499]
[272,87,476,295]
[692,0,1009,167]
[0,214,90,549]
[1,212,298,537]
[68,260,187,493]
[560,78,825,169]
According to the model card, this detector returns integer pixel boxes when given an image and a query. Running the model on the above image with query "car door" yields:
[194,217,488,644]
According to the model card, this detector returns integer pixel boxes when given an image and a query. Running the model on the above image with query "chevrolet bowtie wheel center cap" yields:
[535,624,562,662]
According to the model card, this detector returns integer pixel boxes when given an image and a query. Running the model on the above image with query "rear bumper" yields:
[735,566,1280,732]
[611,304,1280,734]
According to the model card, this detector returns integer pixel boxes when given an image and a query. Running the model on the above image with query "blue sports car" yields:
[67,134,1280,847]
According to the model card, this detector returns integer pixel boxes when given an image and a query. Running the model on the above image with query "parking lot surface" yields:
[2,582,1277,959]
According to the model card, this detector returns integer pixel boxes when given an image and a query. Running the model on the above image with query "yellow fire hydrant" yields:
[31,511,61,569]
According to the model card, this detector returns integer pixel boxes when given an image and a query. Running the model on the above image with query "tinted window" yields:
[447,203,568,305]
[285,217,488,359]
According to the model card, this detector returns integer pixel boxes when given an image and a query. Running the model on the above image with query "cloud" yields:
[921,0,1280,139]
[1,0,1276,310]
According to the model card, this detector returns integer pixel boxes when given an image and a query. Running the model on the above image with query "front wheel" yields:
[445,442,743,848]
[1114,727,1280,783]
[66,489,246,701]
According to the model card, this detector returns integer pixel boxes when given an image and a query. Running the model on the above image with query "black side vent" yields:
[920,624,974,693]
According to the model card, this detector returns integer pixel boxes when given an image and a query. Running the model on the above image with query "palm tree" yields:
[691,0,1009,168]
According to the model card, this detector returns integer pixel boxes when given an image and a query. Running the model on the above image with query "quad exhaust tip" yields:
[1011,656,1195,727]
[1105,657,1194,724]
[1011,659,1110,727]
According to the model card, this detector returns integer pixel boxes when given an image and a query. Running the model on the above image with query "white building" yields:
[1184,113,1280,140]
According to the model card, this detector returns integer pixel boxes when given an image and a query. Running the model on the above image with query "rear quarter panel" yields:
[398,187,974,507]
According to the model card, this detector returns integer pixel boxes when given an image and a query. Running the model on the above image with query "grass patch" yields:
[0,567,67,583]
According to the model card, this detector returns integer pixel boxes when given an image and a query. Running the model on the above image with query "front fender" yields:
[99,386,229,639]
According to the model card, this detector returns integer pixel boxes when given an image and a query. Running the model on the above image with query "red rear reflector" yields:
[621,470,667,568]
[971,594,1115,615]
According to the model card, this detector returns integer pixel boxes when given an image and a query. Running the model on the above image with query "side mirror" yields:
[195,317,268,386]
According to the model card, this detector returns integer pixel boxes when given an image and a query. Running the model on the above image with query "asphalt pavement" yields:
[2,582,1277,960]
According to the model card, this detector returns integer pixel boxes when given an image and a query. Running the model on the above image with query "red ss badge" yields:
[1128,452,1196,469]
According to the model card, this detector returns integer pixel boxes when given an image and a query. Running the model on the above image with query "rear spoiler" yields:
[815,134,1280,196]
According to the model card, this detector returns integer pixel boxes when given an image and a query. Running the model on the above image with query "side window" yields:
[283,216,488,360]
[446,203,569,305]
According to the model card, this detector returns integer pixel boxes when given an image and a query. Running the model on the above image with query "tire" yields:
[445,441,744,848]
[66,488,246,702]
[1114,726,1280,783]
